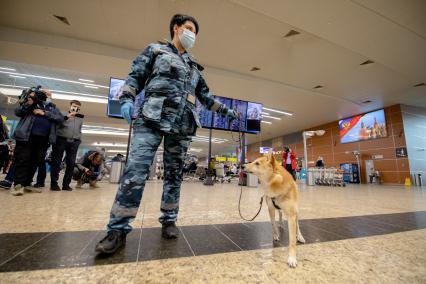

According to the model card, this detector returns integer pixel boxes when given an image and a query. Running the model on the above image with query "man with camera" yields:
[50,100,84,191]
[10,86,64,196]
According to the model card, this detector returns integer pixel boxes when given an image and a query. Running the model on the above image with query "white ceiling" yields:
[0,0,425,157]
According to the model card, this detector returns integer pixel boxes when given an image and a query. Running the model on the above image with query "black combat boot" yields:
[95,230,126,254]
[162,221,179,239]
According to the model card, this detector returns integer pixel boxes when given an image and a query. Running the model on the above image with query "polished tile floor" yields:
[0,177,425,283]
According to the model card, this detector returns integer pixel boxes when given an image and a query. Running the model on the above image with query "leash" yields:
[238,186,264,221]
[230,116,264,222]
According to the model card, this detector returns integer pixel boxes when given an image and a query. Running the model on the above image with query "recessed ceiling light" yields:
[9,75,26,79]
[313,85,324,89]
[79,78,95,83]
[53,15,70,25]
[283,29,300,38]
[360,60,375,66]
[261,121,272,124]
[413,82,425,87]
[0,67,16,71]
[250,67,261,72]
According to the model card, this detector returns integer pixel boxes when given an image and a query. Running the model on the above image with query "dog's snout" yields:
[241,164,246,170]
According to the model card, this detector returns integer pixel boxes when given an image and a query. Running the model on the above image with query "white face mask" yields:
[179,28,196,50]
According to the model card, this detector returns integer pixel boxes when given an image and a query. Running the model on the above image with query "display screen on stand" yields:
[196,95,262,134]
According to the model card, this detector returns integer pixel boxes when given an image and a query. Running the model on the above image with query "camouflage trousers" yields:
[107,121,191,234]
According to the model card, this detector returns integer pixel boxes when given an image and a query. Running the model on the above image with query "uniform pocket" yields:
[142,96,166,122]
[180,106,196,136]
[157,54,172,74]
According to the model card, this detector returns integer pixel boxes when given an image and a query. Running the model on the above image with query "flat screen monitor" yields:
[107,77,144,119]
[339,109,387,144]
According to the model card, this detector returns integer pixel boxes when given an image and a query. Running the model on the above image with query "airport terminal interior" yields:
[0,0,425,283]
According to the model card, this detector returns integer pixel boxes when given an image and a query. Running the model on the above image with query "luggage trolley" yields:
[333,169,345,187]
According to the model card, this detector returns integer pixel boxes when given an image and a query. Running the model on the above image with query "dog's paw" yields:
[273,232,280,241]
[297,234,306,244]
[287,256,297,268]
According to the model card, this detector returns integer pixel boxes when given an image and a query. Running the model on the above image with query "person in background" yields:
[50,100,84,191]
[315,156,325,168]
[0,159,15,190]
[231,164,238,174]
[282,147,297,181]
[73,150,103,189]
[0,115,9,174]
[111,153,124,162]
[5,139,14,173]
[10,87,63,196]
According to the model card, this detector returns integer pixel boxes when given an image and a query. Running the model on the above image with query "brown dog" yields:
[245,151,305,268]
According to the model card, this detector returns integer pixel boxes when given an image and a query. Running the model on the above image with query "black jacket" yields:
[13,102,64,144]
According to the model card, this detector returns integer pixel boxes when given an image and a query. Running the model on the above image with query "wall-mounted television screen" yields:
[339,109,387,144]
[108,78,262,133]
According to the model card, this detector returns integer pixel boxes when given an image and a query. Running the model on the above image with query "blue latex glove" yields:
[121,102,134,124]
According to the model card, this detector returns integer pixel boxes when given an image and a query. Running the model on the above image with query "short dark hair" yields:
[169,14,199,39]
[70,100,81,106]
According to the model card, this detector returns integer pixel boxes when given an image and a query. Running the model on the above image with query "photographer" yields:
[73,150,103,189]
[10,87,64,196]
[50,100,84,191]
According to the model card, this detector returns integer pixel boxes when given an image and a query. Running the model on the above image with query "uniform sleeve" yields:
[195,74,228,115]
[119,44,156,104]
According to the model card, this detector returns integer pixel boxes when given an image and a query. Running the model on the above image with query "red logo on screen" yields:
[340,115,362,138]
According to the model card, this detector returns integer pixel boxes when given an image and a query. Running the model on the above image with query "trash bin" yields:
[110,161,125,183]
[247,173,258,188]
[416,173,423,187]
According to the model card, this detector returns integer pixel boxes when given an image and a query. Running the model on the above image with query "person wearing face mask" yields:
[10,87,63,196]
[95,14,238,254]
[50,100,84,191]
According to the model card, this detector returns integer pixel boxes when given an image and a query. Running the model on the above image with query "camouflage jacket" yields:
[120,41,227,135]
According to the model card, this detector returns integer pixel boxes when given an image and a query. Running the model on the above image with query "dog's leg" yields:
[265,197,279,241]
[296,215,305,244]
[278,211,285,228]
[287,211,298,268]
